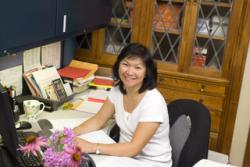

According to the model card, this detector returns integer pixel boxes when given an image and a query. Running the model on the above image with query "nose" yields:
[126,67,134,75]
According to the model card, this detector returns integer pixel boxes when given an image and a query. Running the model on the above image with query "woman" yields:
[73,43,172,167]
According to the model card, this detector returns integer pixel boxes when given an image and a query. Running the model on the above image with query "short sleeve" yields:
[108,86,119,104]
[139,91,167,123]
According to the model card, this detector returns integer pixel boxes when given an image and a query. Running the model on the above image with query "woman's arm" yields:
[75,122,160,157]
[73,98,115,136]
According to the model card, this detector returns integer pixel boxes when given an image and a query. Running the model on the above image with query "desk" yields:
[19,92,233,167]
[19,105,149,167]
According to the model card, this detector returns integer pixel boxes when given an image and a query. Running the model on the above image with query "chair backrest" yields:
[168,99,211,167]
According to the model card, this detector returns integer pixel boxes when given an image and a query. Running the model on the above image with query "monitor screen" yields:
[0,83,18,166]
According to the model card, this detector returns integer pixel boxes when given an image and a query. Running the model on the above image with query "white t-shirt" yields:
[108,86,172,167]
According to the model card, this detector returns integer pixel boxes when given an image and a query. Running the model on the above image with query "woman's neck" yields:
[125,87,139,96]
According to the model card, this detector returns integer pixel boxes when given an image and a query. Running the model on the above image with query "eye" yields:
[121,62,128,66]
[135,66,142,70]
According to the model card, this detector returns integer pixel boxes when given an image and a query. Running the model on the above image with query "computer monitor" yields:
[0,83,18,166]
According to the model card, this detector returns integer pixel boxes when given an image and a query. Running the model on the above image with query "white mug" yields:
[23,100,45,120]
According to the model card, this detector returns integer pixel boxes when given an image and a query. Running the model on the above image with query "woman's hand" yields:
[74,137,96,153]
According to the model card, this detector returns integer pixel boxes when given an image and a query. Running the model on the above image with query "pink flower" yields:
[65,146,83,167]
[18,135,47,156]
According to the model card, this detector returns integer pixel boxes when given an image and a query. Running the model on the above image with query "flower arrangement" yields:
[18,128,86,167]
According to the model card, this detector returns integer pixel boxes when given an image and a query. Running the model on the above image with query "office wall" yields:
[0,53,22,70]
[230,43,250,166]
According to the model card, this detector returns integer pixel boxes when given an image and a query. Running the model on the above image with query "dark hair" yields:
[112,43,157,94]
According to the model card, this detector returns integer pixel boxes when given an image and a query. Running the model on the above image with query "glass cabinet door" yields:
[191,0,233,71]
[76,32,93,51]
[104,0,136,54]
[151,0,187,64]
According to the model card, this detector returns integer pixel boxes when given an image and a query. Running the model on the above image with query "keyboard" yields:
[17,131,44,167]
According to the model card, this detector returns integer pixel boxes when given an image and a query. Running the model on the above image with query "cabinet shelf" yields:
[153,27,180,35]
[196,33,225,41]
[201,1,232,8]
[157,0,185,4]
[109,18,132,29]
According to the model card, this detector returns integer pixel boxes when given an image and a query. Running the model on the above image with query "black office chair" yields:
[80,153,96,167]
[168,99,211,167]
[109,122,120,143]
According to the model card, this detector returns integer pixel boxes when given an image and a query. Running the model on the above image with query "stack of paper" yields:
[59,60,98,93]
[73,89,109,114]
[88,76,114,89]
[58,66,90,79]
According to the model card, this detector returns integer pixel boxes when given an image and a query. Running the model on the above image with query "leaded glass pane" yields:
[152,0,186,64]
[76,33,92,50]
[104,0,134,54]
[192,0,233,70]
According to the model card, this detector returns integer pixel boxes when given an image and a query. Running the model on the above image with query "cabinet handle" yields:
[63,15,67,33]
[200,84,205,92]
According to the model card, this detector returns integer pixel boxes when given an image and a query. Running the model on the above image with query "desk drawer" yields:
[159,88,224,111]
[209,132,219,151]
[158,76,226,95]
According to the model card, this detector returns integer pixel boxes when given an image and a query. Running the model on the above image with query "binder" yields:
[69,60,98,79]
[58,66,90,79]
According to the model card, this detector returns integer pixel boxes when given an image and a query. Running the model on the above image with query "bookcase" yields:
[75,0,250,154]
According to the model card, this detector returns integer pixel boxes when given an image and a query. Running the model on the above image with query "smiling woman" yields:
[73,43,172,167]
[112,43,157,94]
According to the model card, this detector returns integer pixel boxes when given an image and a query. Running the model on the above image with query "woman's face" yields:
[118,56,146,90]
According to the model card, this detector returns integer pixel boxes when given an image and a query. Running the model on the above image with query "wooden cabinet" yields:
[75,0,250,154]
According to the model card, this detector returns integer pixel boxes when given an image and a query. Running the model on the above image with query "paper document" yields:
[49,119,115,145]
[79,130,115,144]
[23,47,41,72]
[96,156,153,167]
[49,118,89,130]
[41,42,61,69]
[74,100,103,114]
[87,89,109,101]
[0,65,23,95]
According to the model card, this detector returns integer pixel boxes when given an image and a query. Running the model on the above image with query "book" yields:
[31,67,63,98]
[58,66,90,79]
[69,60,98,79]
[52,78,67,101]
[62,74,95,87]
[88,76,114,89]
[44,83,58,101]
[23,66,44,96]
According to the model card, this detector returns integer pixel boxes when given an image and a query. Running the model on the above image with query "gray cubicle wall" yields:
[0,53,23,71]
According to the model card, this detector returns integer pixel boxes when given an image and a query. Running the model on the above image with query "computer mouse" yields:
[15,121,32,130]
[37,119,53,130]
